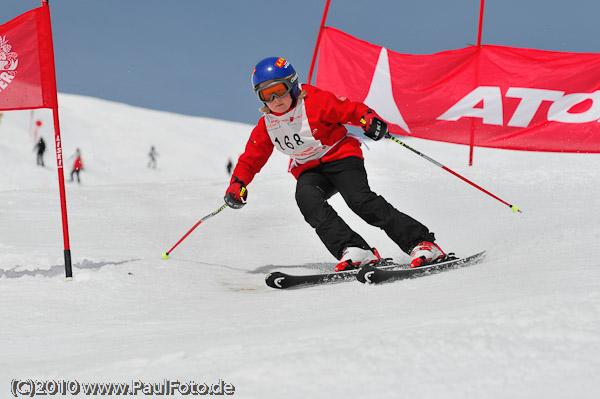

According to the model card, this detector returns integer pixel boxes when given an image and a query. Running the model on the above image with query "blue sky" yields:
[3,0,599,125]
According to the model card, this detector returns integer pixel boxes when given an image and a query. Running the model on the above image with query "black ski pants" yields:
[70,169,81,183]
[295,156,435,259]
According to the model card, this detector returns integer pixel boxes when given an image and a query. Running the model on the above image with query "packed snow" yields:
[1,94,599,398]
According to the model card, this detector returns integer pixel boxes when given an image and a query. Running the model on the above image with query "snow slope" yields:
[1,94,599,398]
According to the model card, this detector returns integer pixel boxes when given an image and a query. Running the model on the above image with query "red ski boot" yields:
[410,241,446,268]
[335,247,381,272]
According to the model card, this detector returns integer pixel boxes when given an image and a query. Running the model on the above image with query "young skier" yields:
[70,148,84,183]
[225,57,446,271]
[226,157,234,176]
[33,137,46,167]
[148,145,159,169]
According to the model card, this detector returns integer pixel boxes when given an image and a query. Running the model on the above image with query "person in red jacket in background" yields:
[225,57,446,271]
[70,148,84,184]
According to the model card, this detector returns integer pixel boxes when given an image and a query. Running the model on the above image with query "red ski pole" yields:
[385,133,522,213]
[162,203,228,259]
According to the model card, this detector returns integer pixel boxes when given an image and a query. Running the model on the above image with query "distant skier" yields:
[225,57,447,271]
[147,145,158,169]
[70,148,84,183]
[33,137,46,167]
[226,157,233,176]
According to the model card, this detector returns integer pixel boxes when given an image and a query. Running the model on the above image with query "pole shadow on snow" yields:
[249,262,336,274]
[0,259,140,279]
[175,258,336,274]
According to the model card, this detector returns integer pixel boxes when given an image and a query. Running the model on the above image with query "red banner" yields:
[0,6,57,111]
[316,27,600,153]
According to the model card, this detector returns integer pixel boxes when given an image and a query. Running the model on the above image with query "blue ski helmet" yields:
[251,57,301,100]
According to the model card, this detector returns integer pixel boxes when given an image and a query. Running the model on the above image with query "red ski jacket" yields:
[231,84,371,186]
[73,157,83,171]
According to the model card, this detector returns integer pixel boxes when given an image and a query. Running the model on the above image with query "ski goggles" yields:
[255,79,293,103]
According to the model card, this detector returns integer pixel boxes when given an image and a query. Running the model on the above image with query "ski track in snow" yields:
[1,94,599,398]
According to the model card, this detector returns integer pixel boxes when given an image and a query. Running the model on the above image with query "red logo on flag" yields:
[0,6,58,110]
[0,36,18,72]
[0,35,18,92]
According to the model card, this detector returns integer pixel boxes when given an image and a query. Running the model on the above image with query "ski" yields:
[356,251,487,285]
[265,259,404,289]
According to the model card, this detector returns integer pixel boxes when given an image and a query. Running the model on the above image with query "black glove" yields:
[224,177,247,209]
[360,109,388,141]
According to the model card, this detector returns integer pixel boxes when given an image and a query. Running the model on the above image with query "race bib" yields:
[264,100,331,164]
